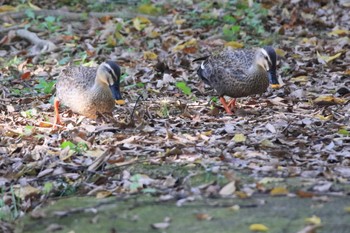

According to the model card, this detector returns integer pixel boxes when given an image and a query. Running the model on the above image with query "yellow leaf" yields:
[259,177,284,184]
[225,41,244,49]
[228,204,240,211]
[173,38,197,51]
[328,29,350,36]
[260,139,277,148]
[314,95,346,106]
[275,48,287,57]
[137,3,159,15]
[290,75,308,84]
[28,0,41,10]
[305,215,321,225]
[270,186,288,196]
[235,191,248,198]
[233,133,246,143]
[317,51,342,63]
[0,5,16,12]
[106,35,116,47]
[143,51,158,60]
[96,191,112,199]
[249,224,269,232]
[175,19,186,25]
[133,16,151,31]
[315,114,333,121]
[148,30,160,38]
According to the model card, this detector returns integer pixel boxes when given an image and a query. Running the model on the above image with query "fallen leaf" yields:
[133,16,151,31]
[224,41,244,49]
[328,28,350,36]
[21,71,31,80]
[270,186,288,196]
[151,222,170,229]
[0,5,16,13]
[249,223,269,232]
[291,75,308,84]
[296,190,314,198]
[233,133,246,143]
[143,51,158,60]
[317,51,342,64]
[195,213,213,221]
[314,95,346,106]
[305,215,321,225]
[275,48,287,57]
[219,181,236,196]
[96,191,112,199]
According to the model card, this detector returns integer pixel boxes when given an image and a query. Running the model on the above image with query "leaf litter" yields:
[1,0,350,231]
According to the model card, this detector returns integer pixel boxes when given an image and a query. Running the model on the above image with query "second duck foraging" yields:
[194,46,279,114]
[54,61,124,126]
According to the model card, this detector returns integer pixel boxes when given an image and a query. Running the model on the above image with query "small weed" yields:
[34,78,56,94]
[0,187,20,221]
[176,81,192,96]
[60,141,88,154]
[20,109,38,118]
[25,10,61,34]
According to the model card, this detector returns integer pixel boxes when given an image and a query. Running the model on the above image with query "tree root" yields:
[0,9,164,25]
[16,29,57,56]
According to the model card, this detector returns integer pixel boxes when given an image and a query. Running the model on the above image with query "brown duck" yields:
[54,61,124,126]
[194,46,279,114]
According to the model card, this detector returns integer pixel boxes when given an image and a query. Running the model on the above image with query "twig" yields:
[130,94,144,123]
[0,9,164,25]
[16,29,57,55]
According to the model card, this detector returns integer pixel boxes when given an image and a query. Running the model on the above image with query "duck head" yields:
[97,61,125,104]
[256,46,279,89]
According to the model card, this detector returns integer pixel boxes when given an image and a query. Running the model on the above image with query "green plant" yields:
[176,81,192,96]
[0,187,20,221]
[60,141,88,154]
[24,10,61,33]
[222,25,240,41]
[34,78,56,94]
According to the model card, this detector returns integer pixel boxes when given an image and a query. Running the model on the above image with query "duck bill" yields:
[268,69,280,89]
[110,82,122,100]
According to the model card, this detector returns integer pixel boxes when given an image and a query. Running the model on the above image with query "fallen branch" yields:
[16,29,57,55]
[0,9,164,25]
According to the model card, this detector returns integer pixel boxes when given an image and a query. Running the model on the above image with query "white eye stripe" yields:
[104,63,117,78]
[201,61,205,69]
[261,48,271,64]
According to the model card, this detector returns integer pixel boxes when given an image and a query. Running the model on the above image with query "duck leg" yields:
[53,98,62,127]
[219,97,233,115]
[227,99,236,110]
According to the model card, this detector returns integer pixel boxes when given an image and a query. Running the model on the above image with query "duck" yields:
[193,46,279,114]
[54,61,124,126]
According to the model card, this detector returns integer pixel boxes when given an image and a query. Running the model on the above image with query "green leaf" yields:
[45,16,56,23]
[25,9,35,19]
[176,81,192,96]
[338,128,350,136]
[60,141,76,150]
[43,182,54,195]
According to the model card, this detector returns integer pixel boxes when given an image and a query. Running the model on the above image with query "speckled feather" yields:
[197,48,270,98]
[56,66,115,118]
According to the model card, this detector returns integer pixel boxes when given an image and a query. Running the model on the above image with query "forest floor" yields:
[1,0,350,232]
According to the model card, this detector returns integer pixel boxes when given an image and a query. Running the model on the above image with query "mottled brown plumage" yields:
[54,61,123,126]
[194,46,278,114]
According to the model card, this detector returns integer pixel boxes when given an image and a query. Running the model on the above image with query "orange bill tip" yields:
[115,100,126,105]
[270,84,280,89]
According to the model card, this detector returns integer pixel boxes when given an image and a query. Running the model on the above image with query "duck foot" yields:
[219,97,233,115]
[53,98,62,129]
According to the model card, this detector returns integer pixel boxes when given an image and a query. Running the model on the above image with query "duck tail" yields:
[192,56,209,63]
